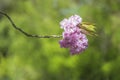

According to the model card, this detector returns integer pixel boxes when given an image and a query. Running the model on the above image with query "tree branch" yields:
[0,11,62,38]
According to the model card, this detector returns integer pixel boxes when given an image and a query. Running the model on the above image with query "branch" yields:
[0,11,62,38]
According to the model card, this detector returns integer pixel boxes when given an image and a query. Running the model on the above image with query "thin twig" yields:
[0,11,62,38]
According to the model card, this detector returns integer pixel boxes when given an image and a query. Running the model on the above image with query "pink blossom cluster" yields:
[59,15,88,55]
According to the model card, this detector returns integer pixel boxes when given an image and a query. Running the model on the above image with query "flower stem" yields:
[0,11,62,38]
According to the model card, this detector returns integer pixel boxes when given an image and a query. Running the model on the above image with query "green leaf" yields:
[78,22,97,36]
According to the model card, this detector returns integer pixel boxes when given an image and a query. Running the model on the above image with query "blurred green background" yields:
[0,0,120,80]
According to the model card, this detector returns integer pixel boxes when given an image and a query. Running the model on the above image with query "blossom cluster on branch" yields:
[0,11,96,55]
[59,15,88,55]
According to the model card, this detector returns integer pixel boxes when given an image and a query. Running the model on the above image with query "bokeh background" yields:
[0,0,120,80]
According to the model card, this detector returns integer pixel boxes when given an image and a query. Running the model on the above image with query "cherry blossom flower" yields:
[59,15,88,55]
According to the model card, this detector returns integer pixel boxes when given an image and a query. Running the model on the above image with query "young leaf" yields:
[78,22,97,36]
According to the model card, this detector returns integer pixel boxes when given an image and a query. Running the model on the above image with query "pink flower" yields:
[60,15,82,32]
[59,15,88,55]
